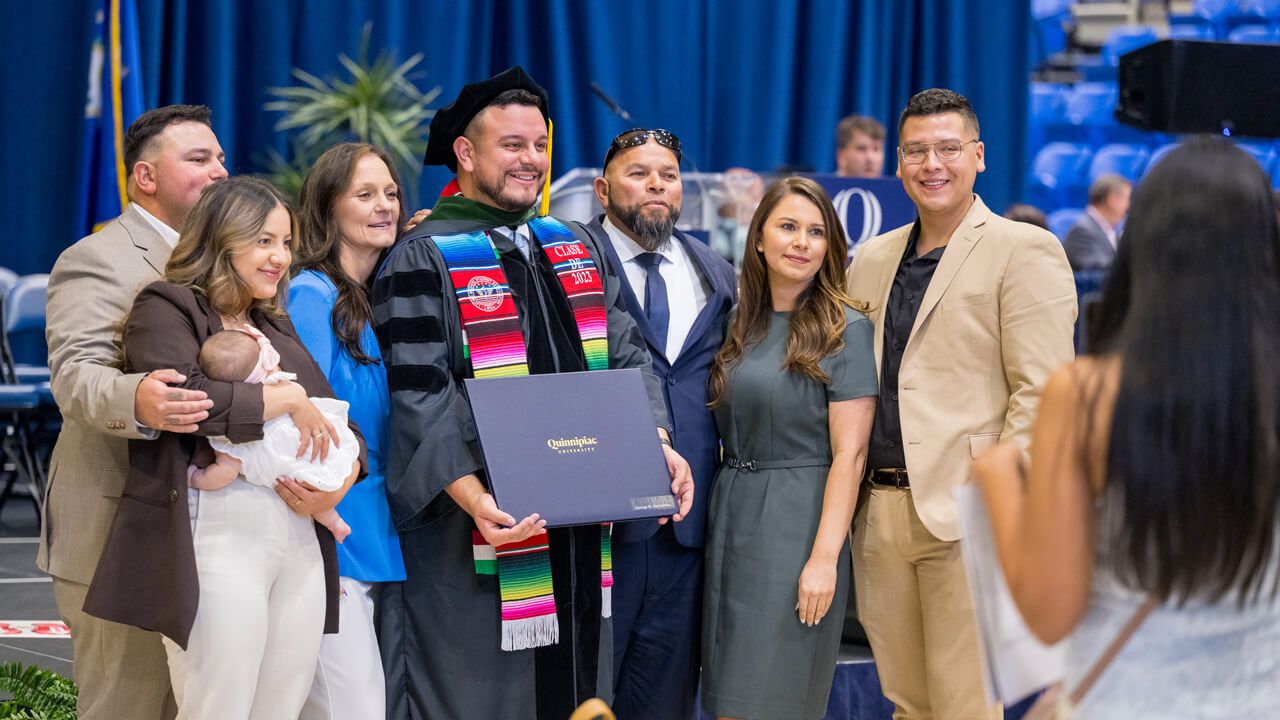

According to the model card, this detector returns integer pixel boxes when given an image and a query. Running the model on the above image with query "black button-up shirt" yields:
[868,222,946,470]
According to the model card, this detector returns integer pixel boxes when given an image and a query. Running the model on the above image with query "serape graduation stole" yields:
[435,215,614,651]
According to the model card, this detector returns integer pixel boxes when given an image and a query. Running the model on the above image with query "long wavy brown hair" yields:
[165,176,293,318]
[708,176,862,406]
[295,143,405,365]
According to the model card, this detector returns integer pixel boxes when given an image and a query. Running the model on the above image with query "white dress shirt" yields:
[489,224,533,259]
[602,217,711,361]
[132,203,180,248]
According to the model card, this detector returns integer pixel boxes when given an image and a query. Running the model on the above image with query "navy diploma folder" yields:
[464,368,677,527]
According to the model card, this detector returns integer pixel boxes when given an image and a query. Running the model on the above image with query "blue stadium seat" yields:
[1192,0,1245,24]
[1065,82,1118,128]
[1028,142,1092,210]
[1236,141,1278,173]
[1048,208,1084,241]
[1240,0,1280,22]
[1063,82,1148,146]
[1184,0,1248,37]
[1029,82,1070,149]
[1032,0,1072,19]
[1030,83,1068,124]
[0,268,16,298]
[1167,22,1217,40]
[1103,25,1160,65]
[1227,24,1280,42]
[1142,143,1181,179]
[1089,143,1150,184]
[1032,0,1072,61]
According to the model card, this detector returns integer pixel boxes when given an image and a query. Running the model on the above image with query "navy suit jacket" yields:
[1062,211,1115,272]
[577,216,737,548]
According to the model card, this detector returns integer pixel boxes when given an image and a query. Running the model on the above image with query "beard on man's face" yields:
[475,166,542,213]
[611,194,681,252]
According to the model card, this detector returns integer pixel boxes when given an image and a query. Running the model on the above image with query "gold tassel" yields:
[540,119,554,217]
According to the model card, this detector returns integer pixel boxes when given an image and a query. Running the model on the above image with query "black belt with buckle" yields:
[869,468,910,488]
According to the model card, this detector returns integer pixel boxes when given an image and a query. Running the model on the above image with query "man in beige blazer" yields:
[38,105,225,720]
[846,89,1076,719]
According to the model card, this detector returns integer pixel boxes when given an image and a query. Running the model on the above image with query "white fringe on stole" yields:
[502,615,560,652]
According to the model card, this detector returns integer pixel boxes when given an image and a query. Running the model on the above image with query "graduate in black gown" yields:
[371,67,694,720]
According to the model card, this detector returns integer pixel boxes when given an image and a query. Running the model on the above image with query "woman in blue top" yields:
[290,143,409,720]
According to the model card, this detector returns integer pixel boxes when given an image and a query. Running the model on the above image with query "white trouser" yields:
[164,480,326,720]
[298,577,386,720]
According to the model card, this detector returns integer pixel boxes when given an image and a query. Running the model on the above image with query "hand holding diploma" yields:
[658,428,694,524]
[447,472,547,546]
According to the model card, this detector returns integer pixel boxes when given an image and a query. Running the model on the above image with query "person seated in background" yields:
[1003,203,1049,230]
[1063,173,1130,271]
[712,167,765,267]
[835,114,886,178]
[972,137,1280,718]
[189,328,358,543]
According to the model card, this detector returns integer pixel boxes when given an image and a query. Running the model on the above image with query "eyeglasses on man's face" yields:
[898,139,980,165]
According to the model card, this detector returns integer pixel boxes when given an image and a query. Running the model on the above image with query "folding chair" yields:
[0,278,53,517]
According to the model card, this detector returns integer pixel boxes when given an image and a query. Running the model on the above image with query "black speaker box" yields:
[1116,39,1280,138]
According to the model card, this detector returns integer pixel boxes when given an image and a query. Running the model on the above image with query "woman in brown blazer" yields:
[83,176,366,720]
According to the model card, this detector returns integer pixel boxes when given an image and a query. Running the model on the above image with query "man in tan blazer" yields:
[846,89,1076,719]
[38,105,225,720]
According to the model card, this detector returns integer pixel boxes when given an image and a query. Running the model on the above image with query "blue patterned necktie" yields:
[505,225,530,259]
[634,252,669,352]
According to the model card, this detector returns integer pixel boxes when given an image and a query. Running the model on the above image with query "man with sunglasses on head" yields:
[370,68,693,720]
[579,129,736,720]
[845,89,1076,719]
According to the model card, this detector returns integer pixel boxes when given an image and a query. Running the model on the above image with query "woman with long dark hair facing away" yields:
[84,176,364,719]
[290,143,409,719]
[702,176,878,720]
[973,136,1280,717]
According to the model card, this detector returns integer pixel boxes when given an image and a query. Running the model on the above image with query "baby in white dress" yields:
[188,326,358,542]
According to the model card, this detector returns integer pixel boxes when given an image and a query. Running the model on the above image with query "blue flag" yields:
[76,0,144,237]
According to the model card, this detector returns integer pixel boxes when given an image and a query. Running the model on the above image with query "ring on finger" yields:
[312,431,326,438]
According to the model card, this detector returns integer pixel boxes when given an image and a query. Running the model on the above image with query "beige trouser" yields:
[52,577,177,720]
[852,484,1001,720]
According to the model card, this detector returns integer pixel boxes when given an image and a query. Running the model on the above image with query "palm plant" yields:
[0,662,77,720]
[264,23,441,205]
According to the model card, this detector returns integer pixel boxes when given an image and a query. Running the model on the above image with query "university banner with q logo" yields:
[809,176,916,263]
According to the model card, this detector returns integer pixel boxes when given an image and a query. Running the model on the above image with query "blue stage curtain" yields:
[1,0,1029,275]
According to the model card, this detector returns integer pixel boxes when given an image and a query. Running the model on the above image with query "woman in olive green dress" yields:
[702,176,877,720]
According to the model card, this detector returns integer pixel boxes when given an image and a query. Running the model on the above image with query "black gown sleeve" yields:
[371,237,484,530]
